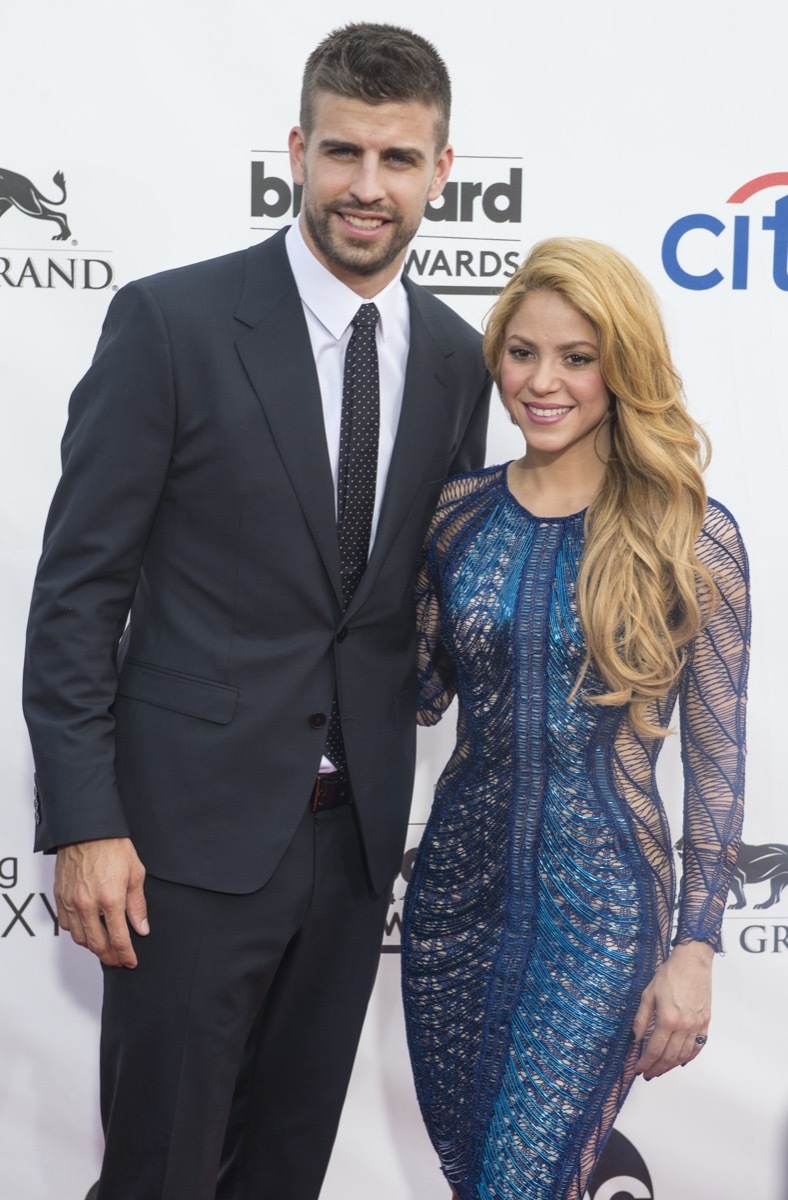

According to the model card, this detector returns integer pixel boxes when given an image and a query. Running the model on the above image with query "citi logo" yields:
[662,173,788,289]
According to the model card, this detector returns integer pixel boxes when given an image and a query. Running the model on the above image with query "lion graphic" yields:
[675,837,788,910]
[726,841,788,909]
[0,167,71,240]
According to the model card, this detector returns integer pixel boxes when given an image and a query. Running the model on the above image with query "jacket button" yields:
[309,712,327,729]
[336,628,347,643]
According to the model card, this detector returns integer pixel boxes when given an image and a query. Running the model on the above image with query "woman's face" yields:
[499,289,612,464]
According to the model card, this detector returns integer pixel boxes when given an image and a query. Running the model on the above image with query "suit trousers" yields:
[96,804,390,1200]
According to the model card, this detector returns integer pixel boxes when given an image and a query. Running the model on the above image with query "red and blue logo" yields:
[662,173,788,290]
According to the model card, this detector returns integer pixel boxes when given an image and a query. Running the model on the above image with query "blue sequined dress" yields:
[401,464,749,1200]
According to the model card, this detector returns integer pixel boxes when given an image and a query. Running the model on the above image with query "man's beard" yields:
[303,198,420,279]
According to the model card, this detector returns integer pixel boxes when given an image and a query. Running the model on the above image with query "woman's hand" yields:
[632,941,714,1080]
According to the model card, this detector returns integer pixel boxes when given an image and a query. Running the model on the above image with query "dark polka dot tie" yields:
[337,302,380,604]
[325,302,380,775]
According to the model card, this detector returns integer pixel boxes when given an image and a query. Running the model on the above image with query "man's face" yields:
[289,91,453,296]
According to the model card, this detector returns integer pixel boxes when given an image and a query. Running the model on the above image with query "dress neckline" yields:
[501,462,588,523]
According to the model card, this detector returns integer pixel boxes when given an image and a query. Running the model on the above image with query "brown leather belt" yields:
[310,773,354,812]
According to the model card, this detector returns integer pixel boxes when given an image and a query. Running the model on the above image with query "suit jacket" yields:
[23,228,491,895]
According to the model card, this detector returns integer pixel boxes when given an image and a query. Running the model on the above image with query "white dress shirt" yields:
[285,220,410,550]
[285,221,412,772]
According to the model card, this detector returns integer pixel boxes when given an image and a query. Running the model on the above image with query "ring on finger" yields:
[694,1034,707,1046]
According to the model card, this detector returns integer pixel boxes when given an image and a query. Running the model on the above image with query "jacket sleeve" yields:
[674,501,750,950]
[23,281,176,851]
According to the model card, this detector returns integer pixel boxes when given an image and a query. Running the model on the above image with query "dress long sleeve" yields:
[415,476,486,725]
[415,537,457,726]
[675,500,751,949]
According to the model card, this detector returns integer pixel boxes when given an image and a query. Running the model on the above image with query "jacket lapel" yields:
[234,233,343,605]
[234,238,456,617]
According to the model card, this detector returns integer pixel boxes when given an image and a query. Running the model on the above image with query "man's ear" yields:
[427,144,454,202]
[288,126,306,186]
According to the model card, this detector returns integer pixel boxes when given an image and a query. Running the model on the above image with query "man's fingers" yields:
[59,904,122,966]
[54,894,72,934]
[53,838,146,967]
[101,901,138,968]
[126,870,150,938]
[81,909,114,959]
[70,889,125,966]
[59,904,86,945]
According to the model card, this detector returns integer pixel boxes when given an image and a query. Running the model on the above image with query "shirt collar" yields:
[285,220,407,341]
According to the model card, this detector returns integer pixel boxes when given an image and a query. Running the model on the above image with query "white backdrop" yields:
[2,3,786,1198]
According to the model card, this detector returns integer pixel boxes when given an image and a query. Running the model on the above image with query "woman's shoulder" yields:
[423,464,508,555]
[435,462,507,510]
[697,497,749,577]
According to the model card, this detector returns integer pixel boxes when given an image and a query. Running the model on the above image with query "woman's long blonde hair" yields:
[483,238,715,737]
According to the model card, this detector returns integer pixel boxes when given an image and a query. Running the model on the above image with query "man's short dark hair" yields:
[300,23,451,153]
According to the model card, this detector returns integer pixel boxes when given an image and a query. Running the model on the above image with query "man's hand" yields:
[54,837,149,968]
[632,940,714,1080]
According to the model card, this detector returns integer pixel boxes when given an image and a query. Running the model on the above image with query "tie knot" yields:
[353,302,379,330]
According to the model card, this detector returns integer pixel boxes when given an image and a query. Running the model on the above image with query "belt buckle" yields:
[311,774,349,812]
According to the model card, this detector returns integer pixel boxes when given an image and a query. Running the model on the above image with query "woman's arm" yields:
[633,500,751,1078]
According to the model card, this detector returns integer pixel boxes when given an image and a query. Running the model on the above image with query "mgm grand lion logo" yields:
[0,166,71,241]
[727,841,788,909]
[676,837,788,910]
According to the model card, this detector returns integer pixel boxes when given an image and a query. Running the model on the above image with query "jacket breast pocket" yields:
[116,660,238,724]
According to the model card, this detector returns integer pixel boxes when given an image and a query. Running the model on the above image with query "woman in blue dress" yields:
[401,238,750,1200]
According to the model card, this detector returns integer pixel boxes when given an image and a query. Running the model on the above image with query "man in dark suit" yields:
[23,23,490,1199]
